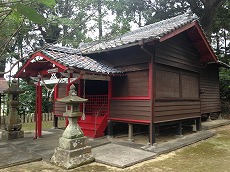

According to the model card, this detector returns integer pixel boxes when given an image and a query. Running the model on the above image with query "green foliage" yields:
[38,0,56,8]
[11,3,45,24]
[35,0,95,46]
[19,79,52,113]
[219,68,230,100]
[0,0,57,74]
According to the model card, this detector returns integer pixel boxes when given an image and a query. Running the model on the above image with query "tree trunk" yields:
[62,0,69,46]
[98,0,103,40]
[195,0,225,37]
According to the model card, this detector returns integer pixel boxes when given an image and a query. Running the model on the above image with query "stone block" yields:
[59,137,87,150]
[50,146,94,169]
[1,130,24,141]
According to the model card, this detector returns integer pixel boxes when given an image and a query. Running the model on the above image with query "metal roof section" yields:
[79,12,198,54]
[41,45,122,74]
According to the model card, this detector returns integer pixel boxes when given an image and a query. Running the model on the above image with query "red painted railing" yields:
[84,95,108,116]
[78,95,109,138]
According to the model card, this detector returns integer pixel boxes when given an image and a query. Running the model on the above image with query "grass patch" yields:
[22,120,66,131]
[65,128,230,172]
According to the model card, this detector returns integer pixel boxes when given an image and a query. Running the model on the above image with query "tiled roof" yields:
[79,12,198,54]
[41,45,121,74]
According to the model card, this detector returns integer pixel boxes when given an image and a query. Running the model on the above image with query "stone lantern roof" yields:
[57,84,87,104]
[3,79,24,94]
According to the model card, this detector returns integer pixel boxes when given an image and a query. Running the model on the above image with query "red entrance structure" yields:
[15,46,120,138]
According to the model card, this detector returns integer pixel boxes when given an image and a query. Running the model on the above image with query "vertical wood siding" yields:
[200,65,221,114]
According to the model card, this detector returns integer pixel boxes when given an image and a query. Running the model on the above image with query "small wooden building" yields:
[15,12,227,143]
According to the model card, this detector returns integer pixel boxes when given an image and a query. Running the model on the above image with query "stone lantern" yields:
[2,79,24,140]
[50,84,94,169]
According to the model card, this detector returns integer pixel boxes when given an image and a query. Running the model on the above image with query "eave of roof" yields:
[79,12,218,63]
[15,46,122,78]
[208,60,230,68]
[41,48,122,74]
[79,12,198,54]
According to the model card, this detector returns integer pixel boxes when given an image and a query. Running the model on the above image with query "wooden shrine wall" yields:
[200,65,221,114]
[110,100,151,121]
[112,70,149,97]
[107,45,152,122]
[154,32,201,123]
[54,83,66,115]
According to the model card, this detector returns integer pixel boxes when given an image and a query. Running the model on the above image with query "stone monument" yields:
[50,84,94,169]
[2,79,24,140]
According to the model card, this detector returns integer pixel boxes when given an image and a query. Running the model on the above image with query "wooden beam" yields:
[111,96,150,100]
[108,117,150,124]
[39,67,66,75]
[149,44,156,145]
[61,73,111,81]
[176,120,183,136]
[107,120,114,136]
[35,81,42,138]
[149,124,156,144]
[196,117,202,131]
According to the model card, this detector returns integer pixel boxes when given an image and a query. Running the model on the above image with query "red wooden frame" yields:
[193,21,217,62]
[15,52,68,78]
[108,117,150,124]
[35,81,42,138]
[111,96,150,100]
[108,80,112,118]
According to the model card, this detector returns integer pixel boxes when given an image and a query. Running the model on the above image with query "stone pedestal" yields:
[1,130,24,140]
[50,136,94,169]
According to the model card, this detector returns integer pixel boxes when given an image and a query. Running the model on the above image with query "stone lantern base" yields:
[50,136,94,169]
[1,130,24,141]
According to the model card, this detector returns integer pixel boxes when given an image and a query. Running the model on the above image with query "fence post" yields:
[46,113,49,121]
[31,114,34,122]
[42,113,44,121]
[28,114,31,123]
[50,112,54,121]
